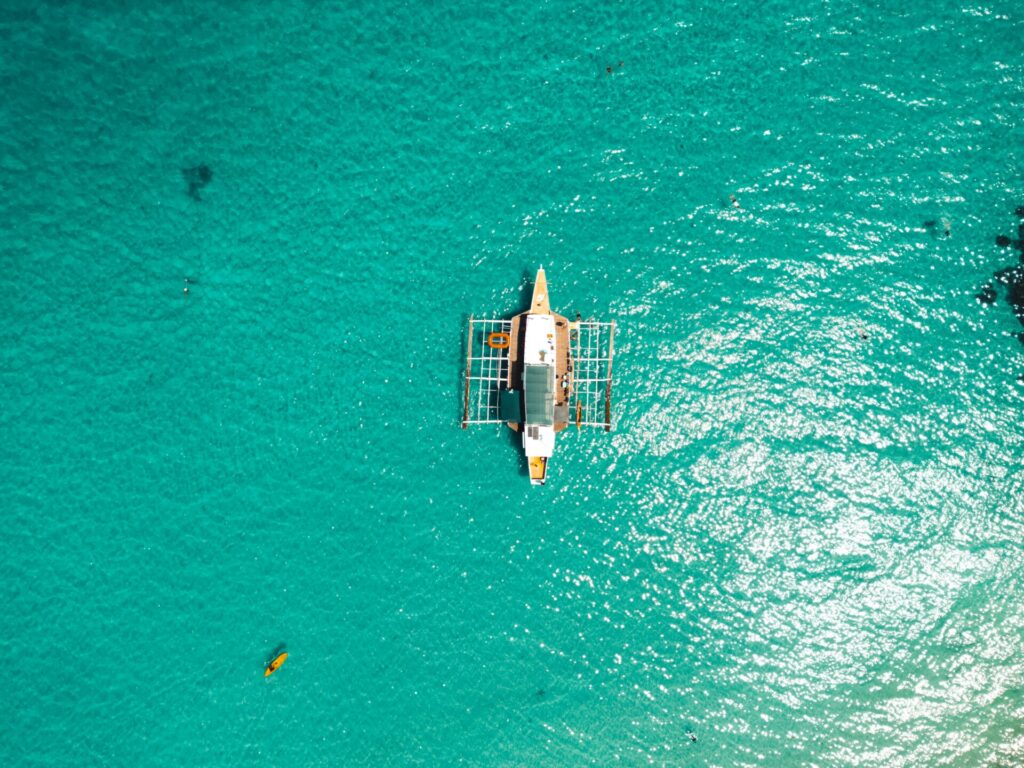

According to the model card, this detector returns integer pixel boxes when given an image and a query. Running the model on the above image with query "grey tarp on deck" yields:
[554,402,569,423]
[523,365,554,426]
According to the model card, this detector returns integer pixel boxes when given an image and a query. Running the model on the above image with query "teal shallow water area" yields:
[3,1,1024,765]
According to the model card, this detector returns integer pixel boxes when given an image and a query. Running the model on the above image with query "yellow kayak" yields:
[264,652,288,677]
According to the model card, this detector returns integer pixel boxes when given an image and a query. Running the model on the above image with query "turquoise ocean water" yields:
[3,1,1024,765]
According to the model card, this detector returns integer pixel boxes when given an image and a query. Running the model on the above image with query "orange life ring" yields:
[487,332,511,349]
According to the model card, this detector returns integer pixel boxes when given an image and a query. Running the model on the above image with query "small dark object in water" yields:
[980,208,1024,367]
[976,284,996,305]
[994,265,1023,287]
[536,689,545,697]
[182,164,213,200]
[1007,280,1024,320]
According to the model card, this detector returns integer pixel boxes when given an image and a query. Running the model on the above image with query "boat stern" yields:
[523,424,554,485]
[528,456,548,485]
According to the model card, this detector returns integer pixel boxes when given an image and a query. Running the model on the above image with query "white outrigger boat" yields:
[462,268,616,485]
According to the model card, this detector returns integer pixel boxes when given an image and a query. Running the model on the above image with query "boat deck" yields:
[506,311,572,432]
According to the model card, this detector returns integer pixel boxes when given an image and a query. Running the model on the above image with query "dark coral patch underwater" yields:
[182,164,212,200]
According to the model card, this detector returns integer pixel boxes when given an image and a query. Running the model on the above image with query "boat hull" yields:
[265,652,288,677]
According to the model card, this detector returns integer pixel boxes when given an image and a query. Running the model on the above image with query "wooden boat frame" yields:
[462,268,615,483]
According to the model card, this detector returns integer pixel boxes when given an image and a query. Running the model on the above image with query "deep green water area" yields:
[2,1,1024,765]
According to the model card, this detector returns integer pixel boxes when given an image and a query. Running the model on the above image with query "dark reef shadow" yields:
[182,164,213,201]
[976,207,1024,346]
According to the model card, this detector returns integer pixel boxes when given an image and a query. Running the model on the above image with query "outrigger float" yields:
[462,268,615,485]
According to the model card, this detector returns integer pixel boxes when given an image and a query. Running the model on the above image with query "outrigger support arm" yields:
[604,320,616,431]
[462,314,473,428]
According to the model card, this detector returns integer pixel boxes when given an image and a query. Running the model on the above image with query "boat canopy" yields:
[523,365,554,426]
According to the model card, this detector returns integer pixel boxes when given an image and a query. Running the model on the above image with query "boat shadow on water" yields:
[266,643,287,667]
[503,420,531,478]
[453,314,530,478]
[458,269,540,479]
